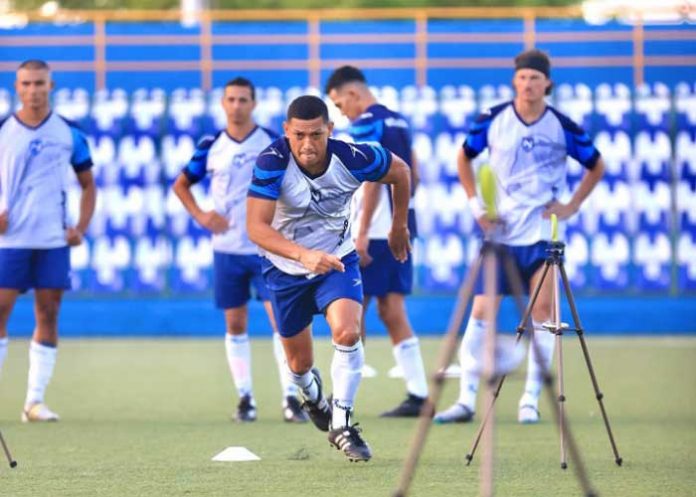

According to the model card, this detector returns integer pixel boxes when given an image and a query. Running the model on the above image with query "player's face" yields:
[221,85,255,126]
[513,68,551,104]
[283,117,334,170]
[328,87,362,121]
[15,67,53,112]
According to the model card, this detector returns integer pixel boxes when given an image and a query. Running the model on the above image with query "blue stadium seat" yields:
[478,84,513,113]
[634,181,671,233]
[131,235,172,293]
[122,87,166,137]
[635,82,671,132]
[438,85,477,132]
[554,83,593,132]
[594,130,631,181]
[161,134,195,181]
[254,86,284,131]
[634,130,672,184]
[400,85,438,132]
[677,232,696,291]
[54,87,91,125]
[90,88,129,137]
[422,233,467,291]
[675,130,696,182]
[564,231,590,289]
[0,88,12,120]
[675,82,696,131]
[633,231,671,291]
[90,235,132,293]
[590,231,630,290]
[594,83,632,133]
[168,87,207,138]
[676,181,696,233]
[592,180,633,235]
[170,235,213,293]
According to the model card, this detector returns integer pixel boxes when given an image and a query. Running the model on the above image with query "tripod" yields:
[394,236,598,497]
[465,239,623,471]
[0,429,17,469]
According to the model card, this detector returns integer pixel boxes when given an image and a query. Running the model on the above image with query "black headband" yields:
[515,50,551,78]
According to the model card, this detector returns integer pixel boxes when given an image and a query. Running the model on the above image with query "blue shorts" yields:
[474,241,552,295]
[0,247,71,291]
[361,239,413,297]
[262,251,363,338]
[214,252,270,309]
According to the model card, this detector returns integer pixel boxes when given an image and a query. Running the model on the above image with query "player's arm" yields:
[66,169,96,246]
[377,153,411,262]
[246,197,344,274]
[411,149,420,191]
[457,147,497,231]
[543,156,605,220]
[172,174,228,234]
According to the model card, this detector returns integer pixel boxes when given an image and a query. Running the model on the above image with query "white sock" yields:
[287,367,319,403]
[224,333,253,398]
[393,336,428,398]
[331,341,364,428]
[25,341,57,408]
[520,320,556,407]
[456,318,487,411]
[0,337,8,379]
[272,332,298,399]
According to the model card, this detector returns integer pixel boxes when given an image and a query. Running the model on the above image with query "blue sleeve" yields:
[248,143,288,201]
[69,126,93,173]
[349,119,384,144]
[553,110,601,169]
[342,142,392,182]
[463,111,493,158]
[182,135,215,184]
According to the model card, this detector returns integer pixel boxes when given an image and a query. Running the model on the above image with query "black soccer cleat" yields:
[283,396,309,423]
[328,423,372,462]
[234,395,257,422]
[380,394,427,418]
[300,368,332,432]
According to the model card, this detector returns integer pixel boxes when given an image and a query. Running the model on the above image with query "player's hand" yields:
[355,233,372,268]
[0,211,8,234]
[199,211,229,234]
[476,215,501,233]
[299,249,345,274]
[543,200,577,221]
[388,225,411,263]
[65,227,84,246]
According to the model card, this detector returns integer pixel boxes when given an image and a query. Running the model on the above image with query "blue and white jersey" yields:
[183,126,277,254]
[348,103,417,240]
[0,112,93,249]
[464,102,600,245]
[248,137,392,276]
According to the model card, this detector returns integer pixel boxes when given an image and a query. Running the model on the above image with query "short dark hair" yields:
[224,76,255,101]
[286,95,329,122]
[324,65,366,94]
[18,59,50,71]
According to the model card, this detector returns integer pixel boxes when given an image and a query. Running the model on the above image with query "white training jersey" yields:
[182,126,278,254]
[0,112,93,249]
[248,137,392,276]
[464,102,601,245]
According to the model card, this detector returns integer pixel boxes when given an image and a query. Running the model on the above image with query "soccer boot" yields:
[328,423,372,462]
[518,404,540,424]
[380,394,427,418]
[433,403,474,424]
[21,403,60,423]
[234,395,257,422]
[300,368,332,432]
[283,396,309,423]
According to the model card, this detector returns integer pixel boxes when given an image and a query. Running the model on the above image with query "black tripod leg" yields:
[464,258,547,466]
[393,254,483,497]
[559,264,623,467]
[0,430,17,469]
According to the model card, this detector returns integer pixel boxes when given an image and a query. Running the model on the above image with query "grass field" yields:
[0,336,695,497]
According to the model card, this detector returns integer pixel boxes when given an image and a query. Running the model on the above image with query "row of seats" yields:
[1,82,694,137]
[67,231,696,293]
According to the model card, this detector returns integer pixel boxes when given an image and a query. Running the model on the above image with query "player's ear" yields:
[282,120,289,136]
[327,120,334,135]
[545,79,553,96]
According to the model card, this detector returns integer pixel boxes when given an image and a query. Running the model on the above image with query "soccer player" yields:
[434,49,604,424]
[0,60,96,422]
[246,95,412,462]
[173,77,308,424]
[325,66,429,417]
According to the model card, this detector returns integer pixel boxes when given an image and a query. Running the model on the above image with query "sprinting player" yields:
[325,66,428,417]
[0,59,96,422]
[246,95,412,461]
[434,49,604,424]
[173,77,308,424]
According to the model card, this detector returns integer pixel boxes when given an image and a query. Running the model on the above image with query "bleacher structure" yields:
[1,81,693,295]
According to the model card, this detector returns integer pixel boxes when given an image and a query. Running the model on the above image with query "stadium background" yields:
[1,6,695,336]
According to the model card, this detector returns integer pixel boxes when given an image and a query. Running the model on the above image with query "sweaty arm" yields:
[172,174,228,234]
[543,157,605,220]
[246,197,344,274]
[66,169,96,246]
[378,153,411,262]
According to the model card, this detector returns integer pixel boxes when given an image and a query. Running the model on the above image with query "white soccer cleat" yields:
[433,403,474,424]
[21,403,60,423]
[361,364,378,378]
[387,365,404,378]
[518,404,540,424]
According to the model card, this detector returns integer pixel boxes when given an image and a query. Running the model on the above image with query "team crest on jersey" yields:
[521,136,535,152]
[28,138,44,157]
[309,187,353,216]
[232,152,256,169]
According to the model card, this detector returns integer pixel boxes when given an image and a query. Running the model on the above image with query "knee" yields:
[286,353,313,375]
[376,300,398,326]
[332,324,361,347]
[35,301,60,327]
[531,302,552,323]
[225,319,246,335]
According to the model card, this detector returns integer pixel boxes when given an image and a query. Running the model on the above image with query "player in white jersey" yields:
[326,65,429,418]
[0,60,96,422]
[434,49,605,424]
[247,95,411,462]
[173,77,308,424]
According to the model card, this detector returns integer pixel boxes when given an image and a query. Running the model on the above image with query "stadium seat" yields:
[400,85,437,131]
[54,87,90,123]
[594,130,631,181]
[677,232,696,290]
[0,88,11,120]
[125,87,166,136]
[434,131,465,179]
[69,239,91,291]
[422,233,466,290]
[254,86,284,130]
[633,231,671,290]
[168,87,206,136]
[634,82,671,131]
[591,180,633,234]
[590,231,630,290]
[594,83,632,132]
[676,181,696,232]
[634,130,672,183]
[554,83,593,132]
[90,235,131,292]
[132,235,172,292]
[564,231,590,289]
[117,135,159,186]
[412,132,436,183]
[171,235,213,292]
[675,130,696,181]
[161,134,195,181]
[373,85,400,113]
[478,84,513,112]
[91,88,129,136]
[438,85,477,131]
[675,81,696,130]
[634,181,671,232]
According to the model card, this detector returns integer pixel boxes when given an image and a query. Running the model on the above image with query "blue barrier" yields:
[6,295,696,338]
